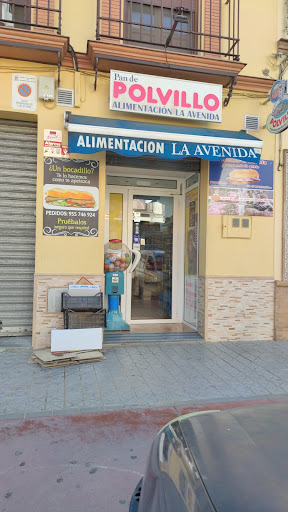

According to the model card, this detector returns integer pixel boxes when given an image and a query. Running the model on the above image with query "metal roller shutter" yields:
[0,119,37,336]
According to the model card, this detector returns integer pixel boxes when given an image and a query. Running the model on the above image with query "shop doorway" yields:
[105,181,183,326]
[129,192,174,322]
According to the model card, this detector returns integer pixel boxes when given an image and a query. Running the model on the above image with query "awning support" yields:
[224,76,237,107]
[94,56,99,91]
[57,50,61,86]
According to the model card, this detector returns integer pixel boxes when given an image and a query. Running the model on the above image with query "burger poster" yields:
[208,159,273,217]
[43,158,99,236]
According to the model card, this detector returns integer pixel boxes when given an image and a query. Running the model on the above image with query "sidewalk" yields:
[1,339,288,419]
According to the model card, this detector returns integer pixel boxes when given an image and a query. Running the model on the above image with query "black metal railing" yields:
[96,0,240,61]
[0,0,62,34]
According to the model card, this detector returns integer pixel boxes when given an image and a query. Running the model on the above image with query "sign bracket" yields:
[224,76,237,107]
[58,51,61,87]
[94,56,99,91]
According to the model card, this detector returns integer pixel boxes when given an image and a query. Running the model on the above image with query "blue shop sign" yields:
[66,114,263,164]
[69,132,260,163]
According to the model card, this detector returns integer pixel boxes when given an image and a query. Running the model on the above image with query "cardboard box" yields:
[51,328,103,352]
[68,284,101,296]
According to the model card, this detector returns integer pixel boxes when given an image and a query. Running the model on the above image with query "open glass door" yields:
[106,184,181,326]
[130,194,174,320]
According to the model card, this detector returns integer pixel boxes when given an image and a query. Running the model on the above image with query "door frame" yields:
[183,175,200,330]
[105,183,185,325]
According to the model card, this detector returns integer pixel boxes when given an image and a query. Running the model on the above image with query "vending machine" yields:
[104,239,140,330]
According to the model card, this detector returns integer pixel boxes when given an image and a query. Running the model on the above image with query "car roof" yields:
[177,403,288,512]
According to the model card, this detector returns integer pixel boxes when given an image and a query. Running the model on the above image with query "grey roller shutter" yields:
[0,119,37,336]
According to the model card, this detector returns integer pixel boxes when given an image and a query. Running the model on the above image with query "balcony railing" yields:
[0,0,61,34]
[96,0,240,61]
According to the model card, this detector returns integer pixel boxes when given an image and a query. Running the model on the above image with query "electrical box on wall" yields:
[38,76,55,101]
[222,216,252,238]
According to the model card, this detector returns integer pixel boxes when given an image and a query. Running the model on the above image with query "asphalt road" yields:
[1,399,288,512]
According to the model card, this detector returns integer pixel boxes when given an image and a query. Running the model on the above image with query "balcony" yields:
[89,0,245,86]
[0,0,68,66]
[96,0,240,61]
[0,0,61,34]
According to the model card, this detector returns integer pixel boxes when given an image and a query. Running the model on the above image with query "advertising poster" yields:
[44,129,62,157]
[208,159,273,216]
[184,186,199,328]
[43,158,99,237]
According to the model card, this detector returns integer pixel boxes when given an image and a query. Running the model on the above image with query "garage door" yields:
[0,119,37,336]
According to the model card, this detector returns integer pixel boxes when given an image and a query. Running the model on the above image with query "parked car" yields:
[130,403,288,512]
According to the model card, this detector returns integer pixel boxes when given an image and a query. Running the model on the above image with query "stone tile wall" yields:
[204,277,274,342]
[197,276,206,338]
[33,274,105,349]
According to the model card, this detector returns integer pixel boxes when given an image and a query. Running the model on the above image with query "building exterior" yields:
[0,0,286,347]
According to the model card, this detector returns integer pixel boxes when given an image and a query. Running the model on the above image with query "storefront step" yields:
[103,332,203,344]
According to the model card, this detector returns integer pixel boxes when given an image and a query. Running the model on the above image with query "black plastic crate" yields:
[61,292,103,312]
[64,309,107,329]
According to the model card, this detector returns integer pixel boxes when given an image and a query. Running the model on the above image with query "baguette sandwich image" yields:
[45,188,96,208]
[227,169,260,185]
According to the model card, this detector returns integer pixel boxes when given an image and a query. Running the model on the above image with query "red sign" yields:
[18,84,31,97]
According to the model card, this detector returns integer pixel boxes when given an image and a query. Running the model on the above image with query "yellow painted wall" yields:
[205,95,276,277]
[239,0,277,79]
[0,54,279,279]
[61,0,96,53]
[0,60,105,275]
[57,0,279,81]
[58,0,278,81]
[278,0,286,39]
[206,217,274,276]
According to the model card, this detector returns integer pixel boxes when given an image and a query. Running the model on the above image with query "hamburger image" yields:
[45,188,96,208]
[227,169,260,185]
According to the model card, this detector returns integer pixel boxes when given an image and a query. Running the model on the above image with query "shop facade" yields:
[0,0,283,346]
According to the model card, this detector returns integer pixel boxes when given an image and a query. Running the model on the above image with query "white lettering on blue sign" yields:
[76,135,165,155]
[72,134,258,162]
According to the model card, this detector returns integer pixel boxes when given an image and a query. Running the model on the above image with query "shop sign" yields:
[44,129,62,157]
[110,70,222,122]
[12,74,37,111]
[43,158,99,236]
[266,80,288,134]
[44,130,70,158]
[69,132,260,163]
[208,159,273,216]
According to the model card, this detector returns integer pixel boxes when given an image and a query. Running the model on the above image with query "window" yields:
[126,0,195,51]
[1,1,30,29]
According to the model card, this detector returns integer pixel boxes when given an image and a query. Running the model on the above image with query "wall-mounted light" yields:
[262,68,274,79]
[173,14,188,23]
[165,7,188,49]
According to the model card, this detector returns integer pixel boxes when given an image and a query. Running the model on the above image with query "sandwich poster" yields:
[43,158,99,236]
[208,159,273,217]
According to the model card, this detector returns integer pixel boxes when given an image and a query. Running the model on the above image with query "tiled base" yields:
[199,277,274,342]
[32,274,275,348]
[33,274,105,350]
[275,281,288,340]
